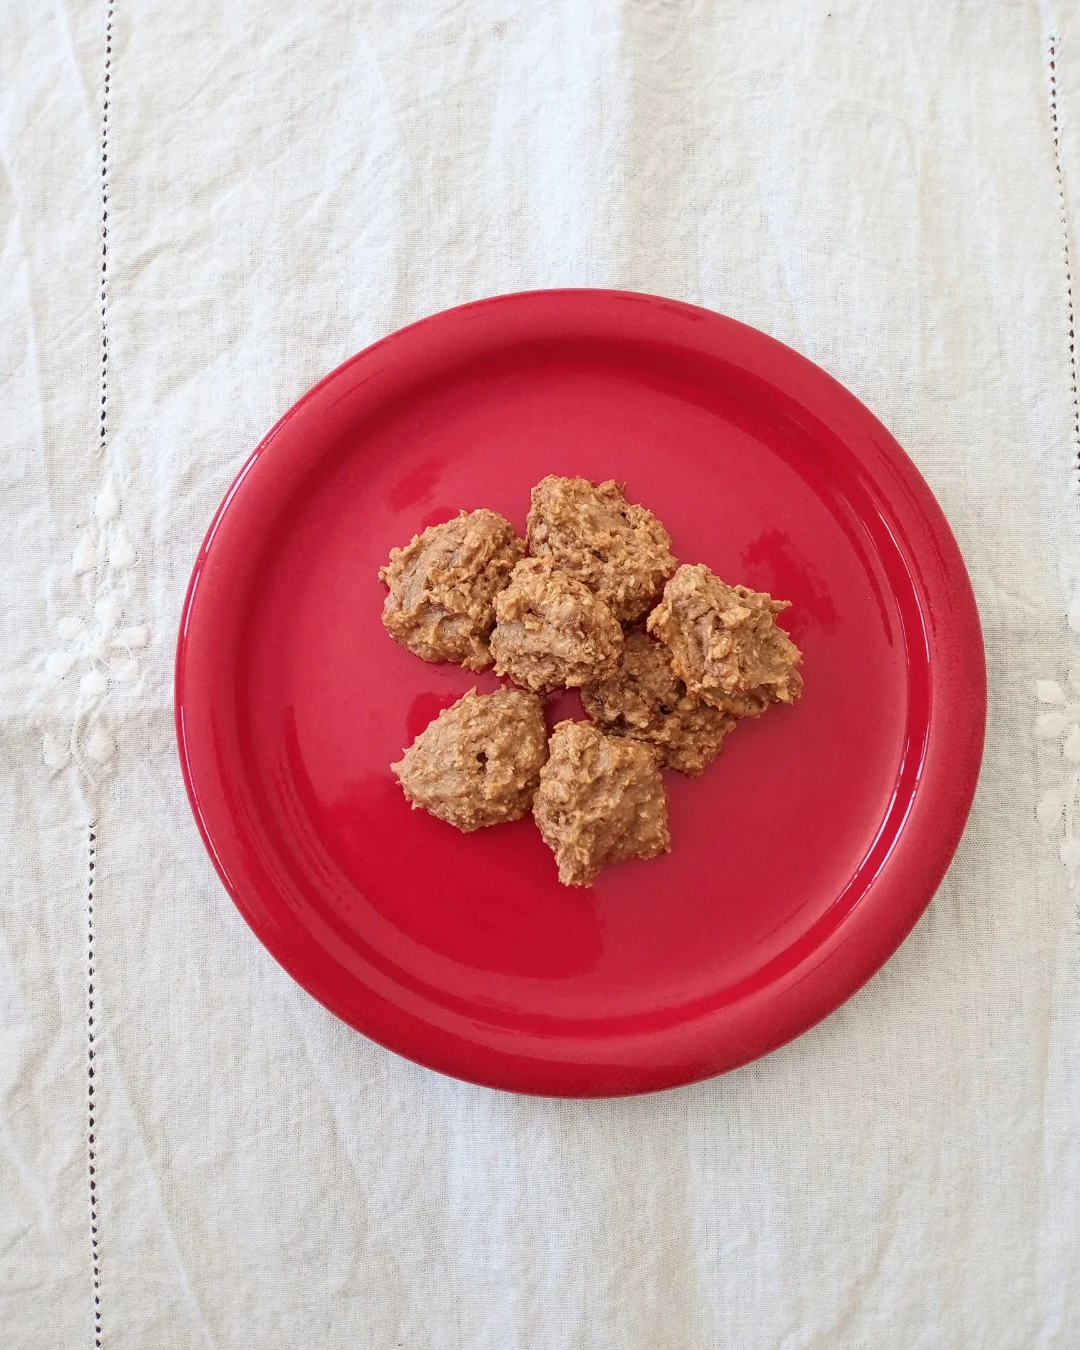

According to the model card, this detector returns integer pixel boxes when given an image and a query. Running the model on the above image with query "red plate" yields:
[175,290,985,1096]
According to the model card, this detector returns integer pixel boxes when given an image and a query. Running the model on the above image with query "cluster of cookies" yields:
[379,476,803,886]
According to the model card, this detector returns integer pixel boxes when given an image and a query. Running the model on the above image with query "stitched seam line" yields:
[87,827,101,1349]
[99,2,113,460]
[1048,37,1080,465]
[88,3,113,1342]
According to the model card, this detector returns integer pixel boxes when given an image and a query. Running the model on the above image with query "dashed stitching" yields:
[35,0,146,786]
[1048,37,1080,463]
[87,827,102,1348]
[100,3,113,461]
[86,8,113,1343]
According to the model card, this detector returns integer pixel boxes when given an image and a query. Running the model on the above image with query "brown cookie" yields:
[392,688,548,832]
[379,509,524,671]
[532,719,670,886]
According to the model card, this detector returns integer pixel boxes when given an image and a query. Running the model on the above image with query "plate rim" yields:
[175,288,987,1096]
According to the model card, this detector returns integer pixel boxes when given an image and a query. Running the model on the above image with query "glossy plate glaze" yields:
[175,290,985,1096]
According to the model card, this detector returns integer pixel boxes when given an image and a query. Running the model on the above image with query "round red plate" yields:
[176,290,985,1096]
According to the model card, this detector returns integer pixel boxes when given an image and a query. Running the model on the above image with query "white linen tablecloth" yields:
[3,1,1079,1345]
